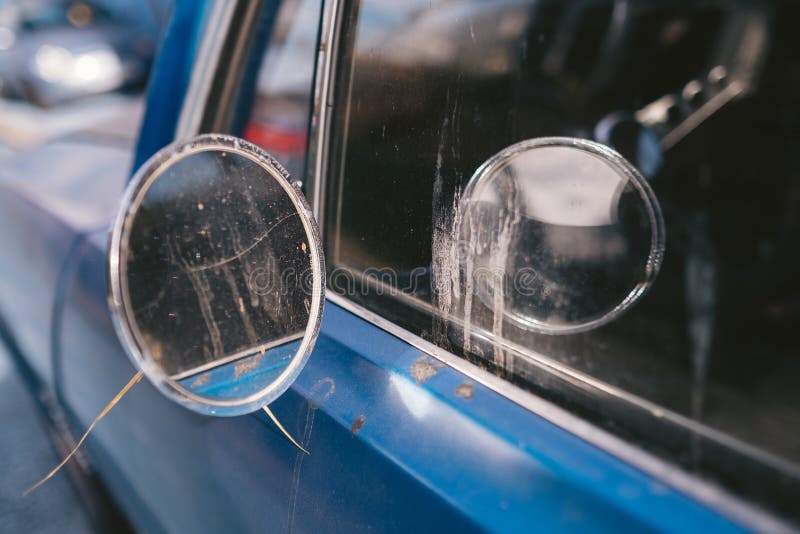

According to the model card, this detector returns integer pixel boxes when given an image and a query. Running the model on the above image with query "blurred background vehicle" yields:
[0,0,169,152]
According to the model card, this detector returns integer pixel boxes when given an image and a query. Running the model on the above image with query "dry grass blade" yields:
[23,371,144,496]
[262,405,309,455]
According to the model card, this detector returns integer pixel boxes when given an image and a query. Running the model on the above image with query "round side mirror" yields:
[109,134,324,416]
[458,137,664,334]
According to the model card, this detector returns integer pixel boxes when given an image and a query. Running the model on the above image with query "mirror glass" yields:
[109,134,324,415]
[458,137,664,334]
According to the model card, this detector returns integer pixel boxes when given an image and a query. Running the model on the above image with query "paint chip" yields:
[410,356,443,384]
[191,372,210,388]
[350,415,366,435]
[455,381,474,400]
[234,354,263,378]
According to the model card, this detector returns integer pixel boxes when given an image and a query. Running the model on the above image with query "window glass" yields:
[243,0,321,179]
[325,0,800,518]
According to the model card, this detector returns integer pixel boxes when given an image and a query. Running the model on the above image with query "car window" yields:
[242,0,321,180]
[323,0,800,519]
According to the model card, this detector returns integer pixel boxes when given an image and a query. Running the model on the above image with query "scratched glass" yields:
[457,138,664,334]
[324,0,800,516]
[110,134,324,415]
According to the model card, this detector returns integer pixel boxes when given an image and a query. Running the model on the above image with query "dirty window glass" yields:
[324,0,800,519]
[242,0,321,179]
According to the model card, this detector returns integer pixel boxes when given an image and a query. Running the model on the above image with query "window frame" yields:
[176,0,788,528]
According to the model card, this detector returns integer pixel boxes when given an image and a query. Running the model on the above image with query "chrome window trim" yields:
[306,0,345,229]
[168,0,790,529]
[306,0,790,531]
[330,265,800,482]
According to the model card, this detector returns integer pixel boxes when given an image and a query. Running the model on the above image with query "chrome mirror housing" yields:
[108,134,325,416]
[457,137,664,334]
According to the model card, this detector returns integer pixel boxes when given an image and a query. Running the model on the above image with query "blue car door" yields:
[4,0,794,532]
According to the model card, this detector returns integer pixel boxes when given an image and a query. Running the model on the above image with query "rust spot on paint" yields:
[455,381,474,400]
[410,356,443,384]
[235,354,263,378]
[144,334,163,362]
[191,372,211,387]
[350,415,366,435]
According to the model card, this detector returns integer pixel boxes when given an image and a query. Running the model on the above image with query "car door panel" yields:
[0,140,130,386]
[53,227,745,532]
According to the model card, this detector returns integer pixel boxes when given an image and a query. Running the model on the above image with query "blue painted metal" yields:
[0,2,760,533]
[0,190,80,388]
[46,225,748,533]
[132,0,213,171]
[0,140,131,389]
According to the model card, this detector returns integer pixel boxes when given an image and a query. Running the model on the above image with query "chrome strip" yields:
[306,0,344,230]
[330,264,800,481]
[327,293,790,533]
[174,0,238,140]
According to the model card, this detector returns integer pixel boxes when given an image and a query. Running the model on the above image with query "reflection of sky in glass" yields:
[461,141,659,328]
[357,0,530,75]
[474,147,627,228]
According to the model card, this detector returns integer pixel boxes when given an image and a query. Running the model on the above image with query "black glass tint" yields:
[324,0,800,519]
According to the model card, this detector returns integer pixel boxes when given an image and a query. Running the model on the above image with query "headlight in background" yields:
[32,43,124,93]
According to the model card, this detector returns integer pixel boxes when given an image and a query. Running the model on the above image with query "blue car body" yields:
[0,1,784,532]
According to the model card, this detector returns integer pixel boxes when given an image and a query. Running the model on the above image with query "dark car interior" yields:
[324,0,800,518]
